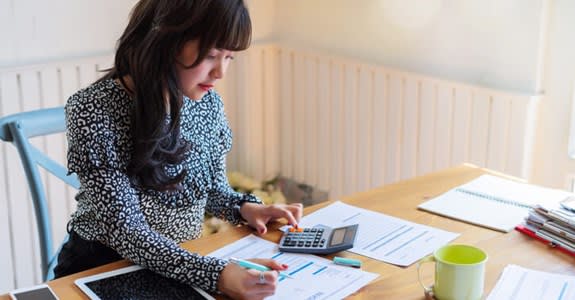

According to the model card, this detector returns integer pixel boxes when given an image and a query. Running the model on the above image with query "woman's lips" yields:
[199,84,213,91]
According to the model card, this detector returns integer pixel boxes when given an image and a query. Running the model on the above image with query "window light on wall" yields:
[567,81,575,192]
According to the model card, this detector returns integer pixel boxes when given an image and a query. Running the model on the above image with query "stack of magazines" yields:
[516,199,575,256]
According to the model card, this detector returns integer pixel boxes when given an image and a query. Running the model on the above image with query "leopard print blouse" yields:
[65,78,261,292]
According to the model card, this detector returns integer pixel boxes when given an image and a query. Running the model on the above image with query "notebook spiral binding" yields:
[455,188,532,210]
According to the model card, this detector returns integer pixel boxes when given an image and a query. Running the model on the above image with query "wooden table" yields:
[2,164,574,299]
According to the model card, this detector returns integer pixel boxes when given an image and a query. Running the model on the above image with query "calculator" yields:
[278,224,359,254]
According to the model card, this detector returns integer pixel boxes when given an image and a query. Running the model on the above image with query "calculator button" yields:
[304,228,311,232]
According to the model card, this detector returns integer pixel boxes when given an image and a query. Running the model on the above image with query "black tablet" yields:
[74,265,214,300]
[9,284,58,300]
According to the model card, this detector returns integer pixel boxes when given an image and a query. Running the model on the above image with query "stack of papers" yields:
[517,204,575,256]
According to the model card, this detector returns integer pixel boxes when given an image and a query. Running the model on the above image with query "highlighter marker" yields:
[229,257,294,279]
[333,256,362,268]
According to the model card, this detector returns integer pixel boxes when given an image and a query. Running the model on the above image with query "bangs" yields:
[173,0,252,67]
[213,1,251,51]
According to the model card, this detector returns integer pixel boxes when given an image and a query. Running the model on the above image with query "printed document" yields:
[487,265,575,300]
[208,234,379,300]
[289,201,459,266]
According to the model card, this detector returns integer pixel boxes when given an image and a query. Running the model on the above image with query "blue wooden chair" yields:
[0,107,80,281]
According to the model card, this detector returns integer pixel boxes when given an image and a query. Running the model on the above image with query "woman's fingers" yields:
[249,258,288,271]
[248,269,279,285]
[252,218,268,235]
[286,203,303,222]
[268,203,303,226]
[245,269,277,300]
[241,202,304,230]
[218,260,283,300]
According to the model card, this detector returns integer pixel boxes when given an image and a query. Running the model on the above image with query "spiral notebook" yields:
[418,175,572,232]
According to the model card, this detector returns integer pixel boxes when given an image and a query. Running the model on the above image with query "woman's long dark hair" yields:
[100,0,251,191]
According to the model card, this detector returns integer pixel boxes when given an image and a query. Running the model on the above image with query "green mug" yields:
[417,244,488,300]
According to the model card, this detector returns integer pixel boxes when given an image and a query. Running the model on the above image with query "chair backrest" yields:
[0,106,80,281]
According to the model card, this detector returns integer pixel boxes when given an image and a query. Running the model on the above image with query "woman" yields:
[54,1,302,299]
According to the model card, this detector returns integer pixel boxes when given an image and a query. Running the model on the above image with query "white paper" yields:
[287,201,459,266]
[208,235,379,300]
[487,265,575,300]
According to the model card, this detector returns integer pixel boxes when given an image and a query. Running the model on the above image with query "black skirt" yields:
[54,229,123,278]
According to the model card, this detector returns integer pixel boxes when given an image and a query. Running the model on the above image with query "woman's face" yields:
[175,39,235,100]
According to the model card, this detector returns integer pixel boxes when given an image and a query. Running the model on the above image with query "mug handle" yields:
[417,255,435,295]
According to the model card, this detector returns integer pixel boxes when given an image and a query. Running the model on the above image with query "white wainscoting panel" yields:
[0,55,112,292]
[274,46,539,200]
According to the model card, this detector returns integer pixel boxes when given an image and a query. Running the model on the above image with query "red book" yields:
[515,225,575,257]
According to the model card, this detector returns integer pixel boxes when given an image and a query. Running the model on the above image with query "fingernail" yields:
[282,264,289,269]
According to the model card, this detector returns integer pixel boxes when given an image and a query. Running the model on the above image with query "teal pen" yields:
[228,257,294,279]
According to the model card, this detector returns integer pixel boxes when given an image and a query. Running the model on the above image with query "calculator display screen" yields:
[330,228,346,246]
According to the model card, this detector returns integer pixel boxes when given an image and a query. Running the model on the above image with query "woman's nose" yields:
[211,62,225,79]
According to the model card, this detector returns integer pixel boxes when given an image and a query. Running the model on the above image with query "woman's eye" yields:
[206,55,217,60]
[226,55,235,60]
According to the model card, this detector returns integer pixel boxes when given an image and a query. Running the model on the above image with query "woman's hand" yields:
[217,258,287,300]
[240,203,303,235]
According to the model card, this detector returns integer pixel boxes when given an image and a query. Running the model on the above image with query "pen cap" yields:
[333,256,361,268]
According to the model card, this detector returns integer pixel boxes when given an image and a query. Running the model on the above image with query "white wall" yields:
[531,0,575,189]
[273,0,545,94]
[0,1,573,187]
[271,0,575,190]
[0,2,572,190]
[0,0,275,67]
[0,0,138,66]
[246,0,277,43]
